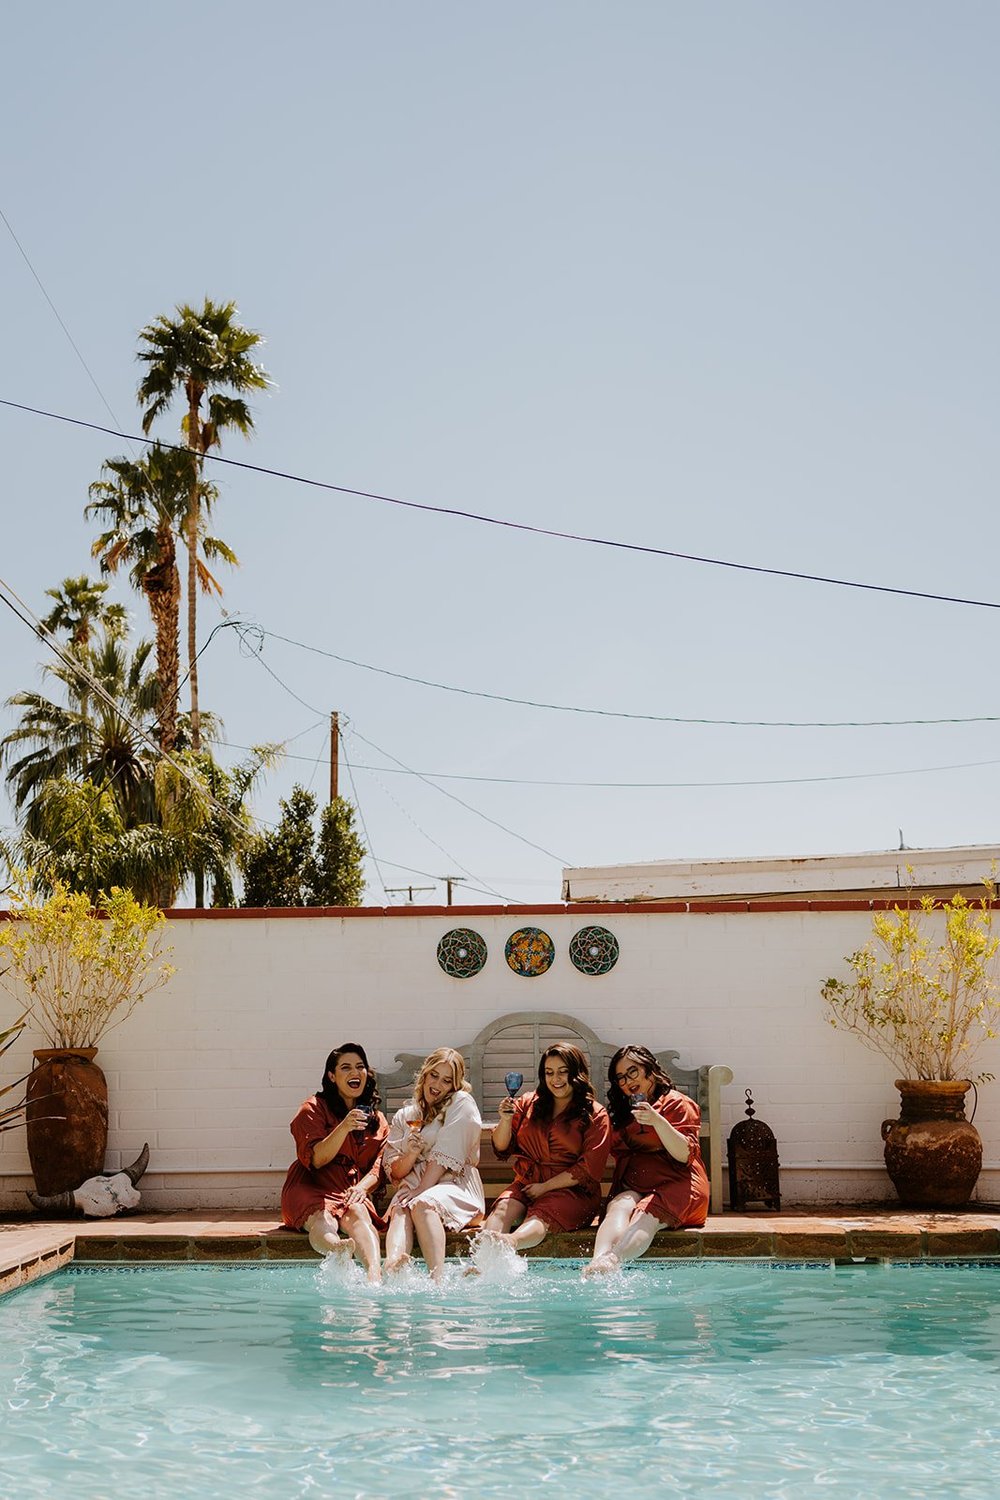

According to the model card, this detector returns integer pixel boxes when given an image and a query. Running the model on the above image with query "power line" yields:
[234,621,569,871]
[347,724,570,866]
[4,396,1000,612]
[251,624,1000,729]
[0,212,130,439]
[350,743,511,903]
[0,574,267,846]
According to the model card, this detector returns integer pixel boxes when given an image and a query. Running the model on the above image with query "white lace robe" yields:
[383,1088,485,1230]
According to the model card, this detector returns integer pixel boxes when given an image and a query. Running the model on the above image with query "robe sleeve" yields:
[656,1091,701,1167]
[492,1094,531,1160]
[380,1106,412,1179]
[429,1090,482,1172]
[290,1095,332,1170]
[568,1105,611,1192]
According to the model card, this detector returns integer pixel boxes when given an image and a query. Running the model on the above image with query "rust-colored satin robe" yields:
[608,1089,709,1228]
[281,1093,388,1231]
[493,1092,611,1231]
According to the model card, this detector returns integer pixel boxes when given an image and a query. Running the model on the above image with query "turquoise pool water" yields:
[3,1257,1000,1498]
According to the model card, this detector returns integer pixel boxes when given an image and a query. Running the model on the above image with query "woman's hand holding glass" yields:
[629,1097,656,1127]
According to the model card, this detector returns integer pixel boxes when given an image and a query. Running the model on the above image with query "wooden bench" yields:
[379,1010,733,1214]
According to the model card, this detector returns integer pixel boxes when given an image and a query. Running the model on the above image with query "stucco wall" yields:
[2,902,998,1211]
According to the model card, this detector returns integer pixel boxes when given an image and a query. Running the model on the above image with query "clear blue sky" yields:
[3,3,999,905]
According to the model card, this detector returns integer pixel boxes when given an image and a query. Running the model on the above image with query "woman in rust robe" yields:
[480,1042,611,1252]
[585,1044,708,1276]
[281,1042,388,1282]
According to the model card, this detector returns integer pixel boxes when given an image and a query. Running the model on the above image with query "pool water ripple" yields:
[4,1261,1000,1497]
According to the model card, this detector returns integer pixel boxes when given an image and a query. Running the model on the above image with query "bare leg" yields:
[611,1210,660,1265]
[304,1209,354,1260]
[585,1191,641,1276]
[501,1214,549,1252]
[411,1200,448,1281]
[480,1197,527,1236]
[341,1205,382,1284]
[385,1209,415,1273]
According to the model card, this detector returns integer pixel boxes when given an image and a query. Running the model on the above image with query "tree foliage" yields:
[136,298,269,753]
[240,785,366,908]
[0,873,175,1049]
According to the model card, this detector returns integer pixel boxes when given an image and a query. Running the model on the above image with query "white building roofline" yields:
[561,844,1000,903]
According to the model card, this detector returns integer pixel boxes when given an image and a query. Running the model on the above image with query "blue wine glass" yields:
[504,1071,524,1098]
[630,1092,648,1112]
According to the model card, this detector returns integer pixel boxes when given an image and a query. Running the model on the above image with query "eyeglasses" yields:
[614,1064,643,1087]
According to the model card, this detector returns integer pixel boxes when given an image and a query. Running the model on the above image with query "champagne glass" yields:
[504,1071,524,1099]
[407,1118,422,1151]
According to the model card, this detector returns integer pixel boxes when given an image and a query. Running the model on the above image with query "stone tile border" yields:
[3,1210,1000,1297]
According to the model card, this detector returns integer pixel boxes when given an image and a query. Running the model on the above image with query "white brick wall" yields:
[2,903,999,1210]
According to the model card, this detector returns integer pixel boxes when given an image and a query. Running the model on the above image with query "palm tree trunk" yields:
[145,525,180,753]
[186,389,202,756]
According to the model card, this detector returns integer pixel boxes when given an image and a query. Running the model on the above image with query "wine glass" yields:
[629,1091,648,1112]
[354,1103,371,1131]
[504,1071,524,1099]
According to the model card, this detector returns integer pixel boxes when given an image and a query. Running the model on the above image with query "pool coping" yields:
[5,1207,1000,1296]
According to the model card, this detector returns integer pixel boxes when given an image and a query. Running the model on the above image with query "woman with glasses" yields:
[584,1044,709,1276]
[382,1047,485,1282]
[281,1042,388,1282]
[480,1042,611,1254]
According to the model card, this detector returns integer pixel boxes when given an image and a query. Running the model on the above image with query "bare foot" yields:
[583,1252,620,1278]
[475,1228,505,1245]
[314,1235,355,1260]
[462,1264,482,1278]
[385,1253,413,1276]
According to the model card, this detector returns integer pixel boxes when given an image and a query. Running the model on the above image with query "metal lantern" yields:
[727,1089,781,1211]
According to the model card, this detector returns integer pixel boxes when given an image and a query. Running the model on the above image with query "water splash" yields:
[315,1251,365,1290]
[465,1232,527,1283]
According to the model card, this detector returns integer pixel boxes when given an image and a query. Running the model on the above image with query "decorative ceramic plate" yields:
[504,926,555,977]
[568,925,620,975]
[436,928,488,978]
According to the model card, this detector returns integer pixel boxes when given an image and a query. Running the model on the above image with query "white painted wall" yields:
[2,903,999,1211]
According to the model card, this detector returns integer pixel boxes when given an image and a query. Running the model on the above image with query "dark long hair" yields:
[318,1042,382,1133]
[530,1043,596,1123]
[606,1044,672,1131]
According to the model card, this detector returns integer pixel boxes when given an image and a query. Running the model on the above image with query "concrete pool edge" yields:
[5,1207,1000,1296]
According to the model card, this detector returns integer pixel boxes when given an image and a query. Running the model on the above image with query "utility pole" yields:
[329,711,339,804]
[440,875,467,906]
[385,885,436,904]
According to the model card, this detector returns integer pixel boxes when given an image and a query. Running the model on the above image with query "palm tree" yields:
[86,445,236,755]
[40,575,128,649]
[136,298,269,752]
[1,633,160,837]
[39,575,129,764]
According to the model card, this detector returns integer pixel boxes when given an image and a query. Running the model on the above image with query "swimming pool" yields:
[3,1257,1000,1498]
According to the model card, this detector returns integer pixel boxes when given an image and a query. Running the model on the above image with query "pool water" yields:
[3,1256,1000,1498]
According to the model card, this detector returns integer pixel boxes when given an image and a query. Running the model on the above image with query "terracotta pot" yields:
[26,1048,109,1196]
[881,1079,982,1207]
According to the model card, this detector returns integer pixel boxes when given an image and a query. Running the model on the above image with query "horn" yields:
[27,1189,76,1214]
[123,1142,150,1185]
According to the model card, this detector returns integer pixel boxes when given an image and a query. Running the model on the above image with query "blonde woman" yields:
[383,1048,485,1281]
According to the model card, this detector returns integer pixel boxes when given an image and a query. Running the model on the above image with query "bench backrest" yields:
[378,1010,732,1212]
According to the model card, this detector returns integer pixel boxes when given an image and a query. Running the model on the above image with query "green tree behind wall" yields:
[240,785,366,907]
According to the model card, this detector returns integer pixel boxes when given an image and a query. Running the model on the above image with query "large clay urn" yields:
[26,1048,109,1196]
[881,1079,982,1207]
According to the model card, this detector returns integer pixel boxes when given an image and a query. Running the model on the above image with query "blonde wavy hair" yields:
[412,1047,471,1126]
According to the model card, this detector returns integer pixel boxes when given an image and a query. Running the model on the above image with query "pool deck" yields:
[5,1205,1000,1294]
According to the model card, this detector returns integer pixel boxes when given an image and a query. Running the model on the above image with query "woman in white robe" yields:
[383,1048,484,1281]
